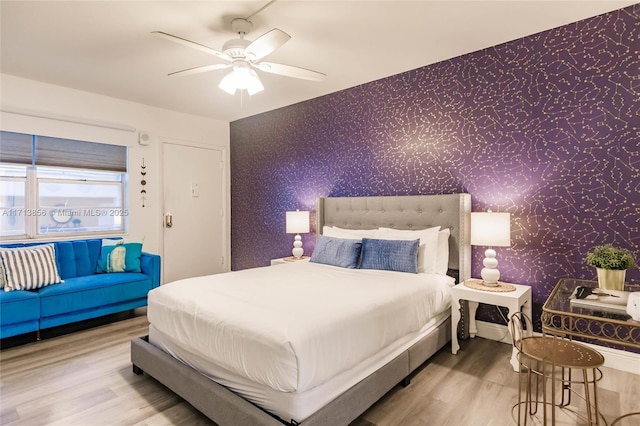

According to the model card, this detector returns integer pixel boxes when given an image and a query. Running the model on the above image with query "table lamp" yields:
[471,211,511,286]
[286,210,310,259]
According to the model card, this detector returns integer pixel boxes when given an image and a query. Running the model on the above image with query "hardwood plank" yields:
[1,312,638,425]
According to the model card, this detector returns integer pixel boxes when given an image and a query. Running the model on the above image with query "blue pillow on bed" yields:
[310,235,362,269]
[359,238,419,274]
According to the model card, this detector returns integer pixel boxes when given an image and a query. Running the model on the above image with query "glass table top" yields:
[542,278,640,349]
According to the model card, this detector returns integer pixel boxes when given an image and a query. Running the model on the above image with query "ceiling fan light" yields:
[219,72,238,95]
[245,69,264,95]
[218,65,264,96]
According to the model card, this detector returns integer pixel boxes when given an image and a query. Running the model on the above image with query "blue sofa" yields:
[0,238,160,339]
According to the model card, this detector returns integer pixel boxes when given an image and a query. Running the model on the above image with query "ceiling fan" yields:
[152,17,326,96]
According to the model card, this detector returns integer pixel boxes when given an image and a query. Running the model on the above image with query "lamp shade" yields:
[286,210,310,234]
[218,61,264,96]
[471,212,511,247]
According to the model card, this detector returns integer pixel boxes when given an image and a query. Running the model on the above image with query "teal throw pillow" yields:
[96,239,143,273]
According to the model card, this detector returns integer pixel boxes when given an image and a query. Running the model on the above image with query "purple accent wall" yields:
[230,5,639,343]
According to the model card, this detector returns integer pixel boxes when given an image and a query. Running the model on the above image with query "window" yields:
[0,165,27,237]
[0,131,128,239]
[37,168,126,235]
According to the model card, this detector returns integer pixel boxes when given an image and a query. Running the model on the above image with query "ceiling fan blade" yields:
[152,31,231,62]
[245,29,291,61]
[168,63,231,77]
[256,62,326,81]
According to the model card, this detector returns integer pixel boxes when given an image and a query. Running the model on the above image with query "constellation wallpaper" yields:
[230,5,639,340]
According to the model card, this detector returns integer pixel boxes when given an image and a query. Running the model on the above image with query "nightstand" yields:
[451,279,532,372]
[270,256,310,266]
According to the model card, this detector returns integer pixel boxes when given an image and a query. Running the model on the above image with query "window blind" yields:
[0,131,127,172]
[35,136,126,172]
[0,131,33,165]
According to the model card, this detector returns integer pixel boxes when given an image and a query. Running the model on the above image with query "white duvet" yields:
[147,261,453,393]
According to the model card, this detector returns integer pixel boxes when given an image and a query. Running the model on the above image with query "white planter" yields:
[596,268,626,290]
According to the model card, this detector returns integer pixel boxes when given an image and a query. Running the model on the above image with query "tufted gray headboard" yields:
[317,194,471,283]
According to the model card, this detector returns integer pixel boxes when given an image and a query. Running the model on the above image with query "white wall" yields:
[0,74,230,257]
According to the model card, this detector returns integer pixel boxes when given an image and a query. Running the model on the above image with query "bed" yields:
[131,193,471,425]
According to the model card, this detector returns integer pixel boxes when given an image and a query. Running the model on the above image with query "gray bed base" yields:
[131,193,471,425]
[132,319,449,426]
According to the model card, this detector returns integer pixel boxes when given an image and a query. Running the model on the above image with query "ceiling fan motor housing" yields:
[222,38,251,59]
[224,18,254,59]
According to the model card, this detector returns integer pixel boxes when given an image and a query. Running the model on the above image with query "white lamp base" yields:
[292,234,304,259]
[481,248,500,286]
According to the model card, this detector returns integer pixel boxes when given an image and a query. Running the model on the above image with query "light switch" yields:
[191,182,199,197]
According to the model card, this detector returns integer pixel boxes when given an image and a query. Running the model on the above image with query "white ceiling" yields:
[1,1,636,122]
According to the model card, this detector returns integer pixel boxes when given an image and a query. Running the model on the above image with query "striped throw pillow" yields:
[0,258,6,289]
[1,244,62,291]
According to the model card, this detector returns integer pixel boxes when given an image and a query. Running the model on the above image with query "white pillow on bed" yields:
[322,226,451,275]
[322,226,378,239]
[436,228,450,275]
[377,227,440,274]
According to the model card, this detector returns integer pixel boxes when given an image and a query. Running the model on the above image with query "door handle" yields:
[165,212,173,228]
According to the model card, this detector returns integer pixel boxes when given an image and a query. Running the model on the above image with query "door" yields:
[162,141,225,284]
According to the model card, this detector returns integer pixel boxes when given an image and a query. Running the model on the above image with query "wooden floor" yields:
[1,310,638,426]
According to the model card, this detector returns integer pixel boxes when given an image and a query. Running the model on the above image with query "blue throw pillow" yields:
[359,238,419,274]
[96,239,143,273]
[310,235,362,269]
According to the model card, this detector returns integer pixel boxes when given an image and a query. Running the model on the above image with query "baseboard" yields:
[474,320,512,344]
[579,342,640,375]
[474,320,640,375]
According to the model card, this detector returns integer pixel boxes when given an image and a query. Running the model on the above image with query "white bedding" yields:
[149,311,450,423]
[148,261,453,395]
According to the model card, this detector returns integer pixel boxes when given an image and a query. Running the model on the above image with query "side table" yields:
[451,279,532,371]
[270,256,310,266]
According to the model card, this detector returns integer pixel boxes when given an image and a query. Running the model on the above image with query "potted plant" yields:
[585,244,636,290]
